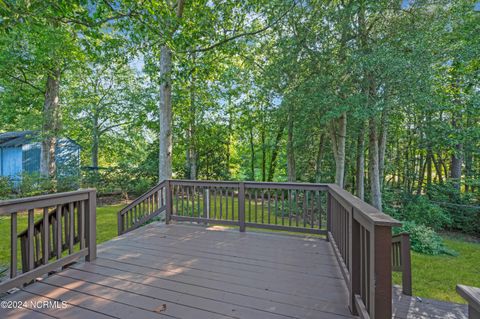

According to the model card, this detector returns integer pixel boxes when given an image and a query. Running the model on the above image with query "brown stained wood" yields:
[0,190,92,215]
[79,200,85,249]
[56,206,63,259]
[86,190,97,262]
[231,188,235,221]
[27,209,34,271]
[267,190,271,225]
[0,249,88,294]
[225,188,229,220]
[238,183,245,232]
[457,285,480,316]
[254,189,258,223]
[10,212,17,278]
[69,202,74,254]
[42,208,49,265]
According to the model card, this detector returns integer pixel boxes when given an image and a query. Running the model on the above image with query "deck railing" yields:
[457,284,480,319]
[0,189,96,294]
[392,233,412,296]
[117,180,400,319]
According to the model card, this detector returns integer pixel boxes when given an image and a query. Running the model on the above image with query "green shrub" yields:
[0,177,14,199]
[394,221,456,256]
[400,196,452,231]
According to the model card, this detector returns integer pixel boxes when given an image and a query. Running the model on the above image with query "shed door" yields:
[1,147,22,180]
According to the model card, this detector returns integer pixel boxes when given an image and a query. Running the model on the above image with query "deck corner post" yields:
[166,180,172,224]
[238,182,246,232]
[326,190,332,241]
[86,189,97,262]
[349,211,361,315]
[117,211,123,236]
[401,233,412,296]
[374,224,393,319]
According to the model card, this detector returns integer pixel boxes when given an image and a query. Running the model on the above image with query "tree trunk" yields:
[261,125,266,182]
[329,112,347,188]
[356,126,365,200]
[450,117,463,189]
[426,147,433,189]
[159,45,173,181]
[187,56,197,180]
[91,113,99,168]
[225,97,233,178]
[267,121,285,182]
[416,152,426,195]
[158,0,185,181]
[432,153,444,184]
[41,69,61,181]
[378,110,388,188]
[368,117,382,210]
[249,126,255,181]
[287,104,296,182]
[315,133,326,183]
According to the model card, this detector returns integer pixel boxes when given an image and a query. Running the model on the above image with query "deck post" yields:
[349,212,361,315]
[86,189,97,262]
[326,191,332,241]
[166,180,172,224]
[401,233,412,296]
[203,188,209,225]
[117,210,123,235]
[374,225,393,319]
[238,182,246,232]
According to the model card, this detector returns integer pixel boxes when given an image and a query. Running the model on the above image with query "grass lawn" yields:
[393,237,480,304]
[1,203,478,304]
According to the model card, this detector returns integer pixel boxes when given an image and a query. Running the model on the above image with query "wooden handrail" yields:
[0,189,96,293]
[327,183,400,319]
[457,285,480,319]
[117,181,168,235]
[392,233,412,296]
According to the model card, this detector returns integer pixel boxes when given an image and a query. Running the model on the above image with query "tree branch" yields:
[184,1,296,54]
[7,71,44,94]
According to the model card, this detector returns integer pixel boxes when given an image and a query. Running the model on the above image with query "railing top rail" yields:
[328,184,401,227]
[456,284,480,314]
[169,179,330,189]
[0,189,95,215]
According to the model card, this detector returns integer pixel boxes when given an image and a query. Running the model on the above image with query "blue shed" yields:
[0,131,81,181]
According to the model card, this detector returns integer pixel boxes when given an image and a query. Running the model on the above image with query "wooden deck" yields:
[1,223,355,319]
[0,223,469,319]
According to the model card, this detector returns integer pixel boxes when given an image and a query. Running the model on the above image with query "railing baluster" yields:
[69,203,74,254]
[10,212,17,278]
[288,190,292,226]
[267,189,271,225]
[219,188,223,220]
[79,201,85,249]
[42,208,49,265]
[238,183,245,232]
[254,189,258,223]
[56,205,62,259]
[27,209,34,271]
[274,190,278,225]
[231,188,235,221]
[225,188,229,220]
[261,189,264,224]
[197,187,201,220]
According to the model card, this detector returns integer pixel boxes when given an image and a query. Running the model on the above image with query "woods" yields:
[0,1,479,236]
